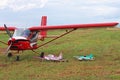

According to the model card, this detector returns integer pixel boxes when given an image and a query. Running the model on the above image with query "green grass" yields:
[0,29,120,80]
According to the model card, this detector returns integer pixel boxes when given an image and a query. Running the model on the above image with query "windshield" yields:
[13,28,31,38]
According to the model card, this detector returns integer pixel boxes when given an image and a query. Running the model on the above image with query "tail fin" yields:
[39,16,59,40]
[58,52,63,60]
[41,16,47,26]
[40,16,47,40]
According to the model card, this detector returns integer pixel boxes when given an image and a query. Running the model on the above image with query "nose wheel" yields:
[7,52,13,58]
[7,52,20,61]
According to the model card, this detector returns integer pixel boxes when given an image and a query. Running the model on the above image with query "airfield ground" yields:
[0,28,120,80]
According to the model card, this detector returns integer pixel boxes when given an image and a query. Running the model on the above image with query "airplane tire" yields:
[7,52,13,58]
[16,56,20,61]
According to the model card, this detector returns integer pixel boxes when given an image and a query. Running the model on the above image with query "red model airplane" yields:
[0,16,118,61]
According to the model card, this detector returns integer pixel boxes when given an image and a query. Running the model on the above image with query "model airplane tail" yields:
[57,52,63,60]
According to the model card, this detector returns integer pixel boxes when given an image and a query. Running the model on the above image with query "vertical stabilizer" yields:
[40,16,47,40]
[41,16,47,26]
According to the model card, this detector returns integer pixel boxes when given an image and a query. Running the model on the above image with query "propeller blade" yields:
[5,42,12,54]
[4,24,12,38]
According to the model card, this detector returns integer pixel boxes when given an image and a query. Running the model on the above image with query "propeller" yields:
[5,42,12,54]
[4,24,13,54]
[4,24,12,38]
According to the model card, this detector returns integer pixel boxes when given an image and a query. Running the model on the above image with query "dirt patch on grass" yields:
[103,54,113,56]
[114,57,120,61]
[0,64,7,67]
[116,71,120,74]
[57,65,105,78]
[85,66,103,70]
[58,70,77,77]
[115,70,120,75]
[0,48,6,54]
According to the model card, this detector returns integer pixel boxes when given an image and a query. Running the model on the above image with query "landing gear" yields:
[7,52,13,58]
[16,56,20,61]
[7,52,20,61]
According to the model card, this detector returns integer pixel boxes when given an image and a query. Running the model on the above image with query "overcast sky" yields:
[0,0,119,27]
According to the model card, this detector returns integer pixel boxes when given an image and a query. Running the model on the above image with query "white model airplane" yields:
[34,52,68,62]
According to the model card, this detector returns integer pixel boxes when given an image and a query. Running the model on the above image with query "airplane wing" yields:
[0,26,16,45]
[0,26,16,31]
[29,22,119,47]
[29,22,118,31]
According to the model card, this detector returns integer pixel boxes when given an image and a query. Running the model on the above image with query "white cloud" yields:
[0,0,119,26]
[0,0,9,9]
[0,0,48,11]
[48,0,120,17]
[77,6,119,17]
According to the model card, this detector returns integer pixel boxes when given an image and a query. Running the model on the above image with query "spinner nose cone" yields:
[11,38,15,42]
[8,38,15,45]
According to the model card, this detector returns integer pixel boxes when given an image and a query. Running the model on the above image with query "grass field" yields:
[0,28,120,80]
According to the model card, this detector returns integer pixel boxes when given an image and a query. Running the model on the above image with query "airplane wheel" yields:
[16,56,20,61]
[7,52,13,58]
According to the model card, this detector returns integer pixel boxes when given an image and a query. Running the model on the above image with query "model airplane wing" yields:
[44,53,62,61]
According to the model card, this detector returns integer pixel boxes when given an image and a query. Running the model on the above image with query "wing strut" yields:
[0,41,8,45]
[37,28,77,48]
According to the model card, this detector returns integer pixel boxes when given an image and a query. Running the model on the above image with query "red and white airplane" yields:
[0,16,118,60]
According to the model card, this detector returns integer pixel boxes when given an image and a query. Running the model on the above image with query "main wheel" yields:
[16,56,20,61]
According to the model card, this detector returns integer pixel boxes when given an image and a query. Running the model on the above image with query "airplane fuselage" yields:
[8,37,37,50]
[8,28,38,50]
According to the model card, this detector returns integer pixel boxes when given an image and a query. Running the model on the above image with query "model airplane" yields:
[74,54,94,61]
[34,52,68,62]
[0,16,118,61]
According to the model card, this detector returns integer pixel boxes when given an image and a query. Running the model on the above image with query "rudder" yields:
[40,16,47,40]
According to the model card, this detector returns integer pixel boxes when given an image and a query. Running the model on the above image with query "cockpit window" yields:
[13,28,31,38]
[21,29,30,37]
